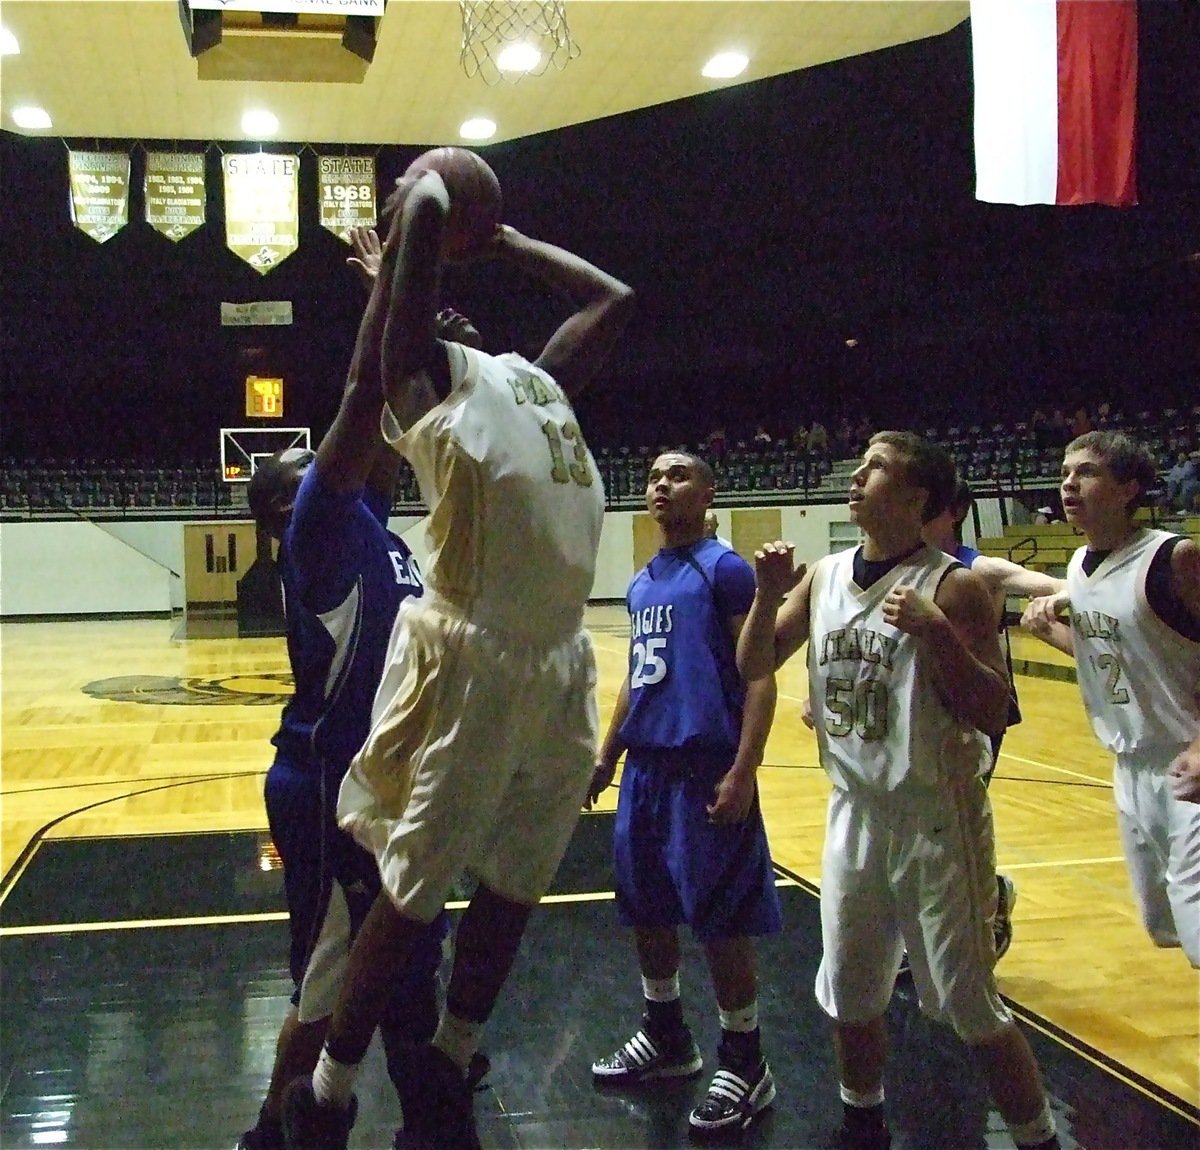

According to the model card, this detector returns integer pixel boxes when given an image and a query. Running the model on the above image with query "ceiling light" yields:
[12,106,52,130]
[0,27,19,56]
[496,43,541,74]
[460,118,497,141]
[702,51,748,80]
[241,109,279,138]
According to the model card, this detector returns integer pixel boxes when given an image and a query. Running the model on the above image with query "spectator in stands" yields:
[791,423,809,454]
[707,426,728,459]
[1070,406,1093,439]
[1168,451,1200,513]
[753,424,774,448]
[808,420,829,462]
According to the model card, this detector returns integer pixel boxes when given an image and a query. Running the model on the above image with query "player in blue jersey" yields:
[236,228,466,1150]
[588,451,782,1137]
[920,477,1065,960]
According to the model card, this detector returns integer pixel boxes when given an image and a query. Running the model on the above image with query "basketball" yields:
[403,146,502,259]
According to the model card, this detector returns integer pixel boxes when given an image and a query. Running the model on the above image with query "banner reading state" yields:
[145,152,206,241]
[68,151,130,244]
[317,154,377,243]
[222,153,300,274]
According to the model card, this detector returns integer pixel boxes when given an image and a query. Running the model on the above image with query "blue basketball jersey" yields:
[273,465,423,777]
[619,538,756,754]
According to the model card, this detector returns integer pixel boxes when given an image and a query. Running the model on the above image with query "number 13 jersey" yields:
[807,544,988,794]
[1066,529,1200,755]
[383,343,604,641]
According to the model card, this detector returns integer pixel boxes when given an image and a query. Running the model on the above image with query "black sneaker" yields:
[394,1043,481,1150]
[235,1109,283,1150]
[592,1025,703,1083]
[994,874,1017,961]
[688,1056,775,1135]
[280,1079,357,1150]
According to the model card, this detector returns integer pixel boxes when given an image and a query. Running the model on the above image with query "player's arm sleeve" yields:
[713,552,758,621]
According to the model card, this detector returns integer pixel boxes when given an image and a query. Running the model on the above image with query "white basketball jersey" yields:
[382,344,605,640]
[807,545,989,793]
[1066,529,1200,754]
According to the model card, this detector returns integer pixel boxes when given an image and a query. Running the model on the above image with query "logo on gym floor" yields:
[81,673,294,706]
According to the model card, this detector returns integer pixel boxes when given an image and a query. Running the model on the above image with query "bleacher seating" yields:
[1,403,1194,520]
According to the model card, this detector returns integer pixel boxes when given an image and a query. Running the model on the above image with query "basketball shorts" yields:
[613,750,783,942]
[265,756,447,1025]
[1113,749,1200,967]
[815,780,1013,1044]
[338,595,599,923]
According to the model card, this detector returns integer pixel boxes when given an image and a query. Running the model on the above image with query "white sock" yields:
[840,1083,885,1109]
[641,973,680,1002]
[718,1002,758,1033]
[311,1047,359,1108]
[433,1011,484,1073]
[1009,1100,1056,1146]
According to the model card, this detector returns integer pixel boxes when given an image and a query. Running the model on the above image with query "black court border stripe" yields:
[0,772,264,906]
[773,860,1200,1127]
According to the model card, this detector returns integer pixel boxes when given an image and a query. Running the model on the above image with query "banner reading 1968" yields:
[222,153,300,275]
[68,151,130,244]
[145,152,206,241]
[317,155,377,244]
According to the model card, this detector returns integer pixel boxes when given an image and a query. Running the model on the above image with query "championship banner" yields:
[68,151,130,244]
[145,152,206,241]
[317,155,377,244]
[222,153,300,274]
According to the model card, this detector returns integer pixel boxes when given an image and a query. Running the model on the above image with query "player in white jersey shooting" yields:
[1022,430,1200,966]
[737,432,1060,1150]
[282,171,633,1150]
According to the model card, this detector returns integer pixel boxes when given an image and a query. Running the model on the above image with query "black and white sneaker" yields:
[687,1057,775,1134]
[592,1026,703,1083]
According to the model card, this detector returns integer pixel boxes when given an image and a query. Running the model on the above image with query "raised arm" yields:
[313,226,400,498]
[491,225,633,399]
[736,542,813,682]
[378,172,454,433]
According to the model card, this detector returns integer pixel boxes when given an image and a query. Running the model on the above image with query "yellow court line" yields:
[1007,1003,1200,1128]
[996,750,1111,788]
[0,880,799,938]
[1003,856,1125,871]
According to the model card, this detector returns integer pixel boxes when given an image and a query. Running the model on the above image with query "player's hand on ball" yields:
[882,586,943,636]
[754,541,805,606]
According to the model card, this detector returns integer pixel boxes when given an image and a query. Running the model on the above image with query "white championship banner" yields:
[223,153,300,275]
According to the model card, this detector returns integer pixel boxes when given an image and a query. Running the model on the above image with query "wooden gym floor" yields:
[1,610,1197,1149]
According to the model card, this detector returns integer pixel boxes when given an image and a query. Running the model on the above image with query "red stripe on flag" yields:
[1056,0,1138,206]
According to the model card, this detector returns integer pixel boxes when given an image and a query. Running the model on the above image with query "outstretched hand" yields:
[1021,593,1067,639]
[346,227,383,291]
[754,541,805,605]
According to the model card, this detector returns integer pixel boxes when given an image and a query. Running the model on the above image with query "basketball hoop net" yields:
[460,1,581,85]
